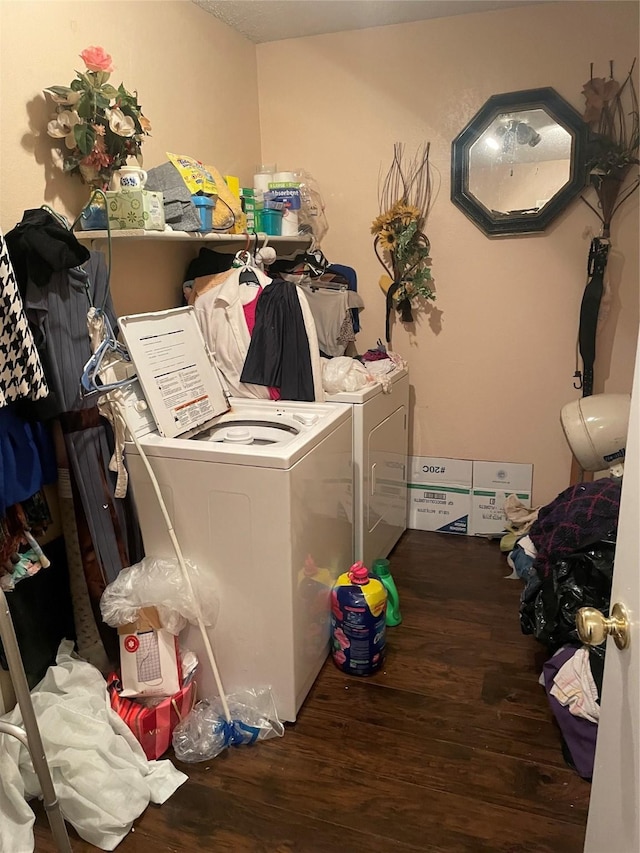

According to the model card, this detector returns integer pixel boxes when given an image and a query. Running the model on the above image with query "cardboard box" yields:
[408,456,533,537]
[409,456,472,488]
[240,188,256,232]
[118,606,180,698]
[472,460,533,493]
[407,456,472,534]
[106,189,165,231]
[470,461,533,536]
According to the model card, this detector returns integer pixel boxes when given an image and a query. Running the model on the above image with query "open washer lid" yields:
[119,307,230,439]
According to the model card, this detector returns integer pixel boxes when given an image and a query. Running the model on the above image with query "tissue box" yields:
[106,189,165,231]
[118,606,180,698]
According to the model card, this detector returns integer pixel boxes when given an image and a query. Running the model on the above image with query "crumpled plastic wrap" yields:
[520,539,616,648]
[100,557,219,634]
[172,688,285,763]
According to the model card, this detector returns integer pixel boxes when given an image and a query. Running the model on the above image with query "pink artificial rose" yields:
[333,650,346,666]
[80,46,114,73]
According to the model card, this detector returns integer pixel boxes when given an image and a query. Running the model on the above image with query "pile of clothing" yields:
[507,479,621,779]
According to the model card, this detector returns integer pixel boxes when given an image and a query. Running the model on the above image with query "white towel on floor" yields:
[550,646,600,723]
[0,641,186,852]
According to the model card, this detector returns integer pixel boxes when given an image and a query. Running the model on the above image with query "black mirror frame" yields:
[451,87,588,236]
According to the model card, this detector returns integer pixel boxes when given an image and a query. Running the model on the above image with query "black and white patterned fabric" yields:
[0,227,48,407]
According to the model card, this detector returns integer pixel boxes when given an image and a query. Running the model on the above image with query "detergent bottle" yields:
[372,559,402,627]
[330,562,387,676]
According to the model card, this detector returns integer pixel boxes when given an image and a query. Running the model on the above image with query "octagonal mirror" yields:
[451,88,588,236]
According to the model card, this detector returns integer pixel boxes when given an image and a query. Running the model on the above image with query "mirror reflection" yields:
[468,108,573,216]
[451,87,588,236]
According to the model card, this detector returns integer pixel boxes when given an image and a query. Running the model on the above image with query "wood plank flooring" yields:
[33,531,590,852]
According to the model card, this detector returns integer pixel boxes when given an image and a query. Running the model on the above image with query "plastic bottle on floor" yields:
[372,559,402,627]
[330,562,387,676]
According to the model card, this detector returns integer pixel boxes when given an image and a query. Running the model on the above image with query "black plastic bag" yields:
[520,539,616,649]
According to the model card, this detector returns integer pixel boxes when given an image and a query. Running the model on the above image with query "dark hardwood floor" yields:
[34,531,591,852]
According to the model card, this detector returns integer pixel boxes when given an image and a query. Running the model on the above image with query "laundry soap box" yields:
[106,188,165,231]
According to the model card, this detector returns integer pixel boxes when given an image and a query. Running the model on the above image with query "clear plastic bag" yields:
[292,169,329,244]
[322,356,370,394]
[100,557,219,634]
[172,688,285,762]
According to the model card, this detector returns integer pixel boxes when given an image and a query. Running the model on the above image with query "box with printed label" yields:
[407,456,472,535]
[472,461,533,493]
[106,189,165,231]
[470,461,533,536]
[118,606,180,698]
[240,188,256,232]
[409,456,472,488]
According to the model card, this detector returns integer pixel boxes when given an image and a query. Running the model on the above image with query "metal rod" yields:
[0,589,72,853]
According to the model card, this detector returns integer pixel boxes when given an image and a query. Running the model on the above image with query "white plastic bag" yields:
[322,357,370,394]
[100,557,219,634]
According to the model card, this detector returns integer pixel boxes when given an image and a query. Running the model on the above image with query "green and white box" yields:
[407,456,472,535]
[106,189,165,231]
[470,461,533,536]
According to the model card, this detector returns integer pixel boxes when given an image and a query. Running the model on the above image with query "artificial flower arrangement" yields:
[581,59,639,237]
[44,46,151,190]
[371,143,435,342]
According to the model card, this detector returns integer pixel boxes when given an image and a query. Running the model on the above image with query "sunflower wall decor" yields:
[371,143,436,343]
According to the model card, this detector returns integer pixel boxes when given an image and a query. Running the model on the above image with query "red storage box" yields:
[107,673,196,760]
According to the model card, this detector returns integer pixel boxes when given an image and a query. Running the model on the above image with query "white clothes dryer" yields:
[120,310,353,723]
[325,368,409,568]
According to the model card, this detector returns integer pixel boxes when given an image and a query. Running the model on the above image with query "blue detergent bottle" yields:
[372,559,402,627]
[330,562,387,676]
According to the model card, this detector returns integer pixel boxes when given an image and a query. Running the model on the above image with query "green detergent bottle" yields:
[372,559,402,626]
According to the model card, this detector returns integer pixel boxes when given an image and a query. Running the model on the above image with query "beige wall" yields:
[257,0,639,506]
[0,0,261,314]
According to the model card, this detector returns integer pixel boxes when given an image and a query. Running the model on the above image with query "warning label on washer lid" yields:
[140,328,215,430]
[119,308,231,438]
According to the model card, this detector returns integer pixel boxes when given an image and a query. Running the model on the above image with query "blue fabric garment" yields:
[510,543,536,582]
[0,407,56,515]
[327,264,360,332]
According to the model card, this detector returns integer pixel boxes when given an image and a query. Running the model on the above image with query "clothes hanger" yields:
[233,237,261,285]
[80,313,135,395]
[255,234,276,270]
[40,204,71,230]
[304,278,348,292]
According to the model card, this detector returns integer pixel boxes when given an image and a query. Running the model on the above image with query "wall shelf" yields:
[74,229,311,258]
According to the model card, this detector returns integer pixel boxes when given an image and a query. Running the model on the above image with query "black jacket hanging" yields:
[241,279,315,402]
[5,208,90,294]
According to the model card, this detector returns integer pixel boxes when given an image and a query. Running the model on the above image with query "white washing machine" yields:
[326,368,409,568]
[119,309,353,722]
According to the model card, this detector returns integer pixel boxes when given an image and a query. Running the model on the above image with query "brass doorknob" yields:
[576,603,630,650]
